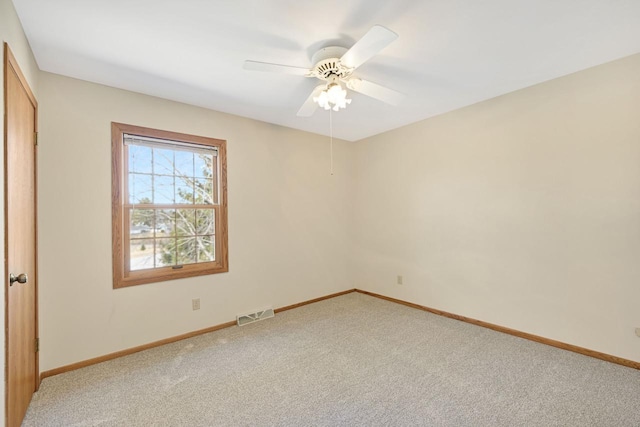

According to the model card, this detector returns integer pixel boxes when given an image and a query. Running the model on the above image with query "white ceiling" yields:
[12,0,640,141]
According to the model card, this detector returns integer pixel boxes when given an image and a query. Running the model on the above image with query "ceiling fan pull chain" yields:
[330,109,334,176]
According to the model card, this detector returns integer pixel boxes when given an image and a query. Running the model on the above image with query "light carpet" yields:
[23,292,640,426]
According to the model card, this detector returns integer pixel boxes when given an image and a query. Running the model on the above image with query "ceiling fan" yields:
[243,25,404,117]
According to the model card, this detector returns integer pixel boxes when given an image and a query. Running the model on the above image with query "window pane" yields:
[196,209,215,235]
[195,178,214,204]
[157,238,176,267]
[129,145,152,174]
[154,175,175,204]
[177,237,197,265]
[197,236,215,262]
[174,150,194,178]
[130,238,155,271]
[156,209,176,237]
[176,209,196,236]
[156,209,175,236]
[128,173,152,204]
[176,180,195,204]
[130,209,155,239]
[195,154,213,178]
[153,148,174,175]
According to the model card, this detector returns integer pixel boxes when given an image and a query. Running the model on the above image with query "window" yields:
[112,122,228,288]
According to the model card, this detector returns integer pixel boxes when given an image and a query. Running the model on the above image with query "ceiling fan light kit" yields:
[244,25,404,117]
[313,77,352,111]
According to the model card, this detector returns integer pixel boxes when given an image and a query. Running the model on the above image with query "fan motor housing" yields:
[311,46,352,80]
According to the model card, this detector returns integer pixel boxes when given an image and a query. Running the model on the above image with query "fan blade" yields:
[243,60,310,76]
[347,79,404,106]
[297,86,325,117]
[340,25,398,70]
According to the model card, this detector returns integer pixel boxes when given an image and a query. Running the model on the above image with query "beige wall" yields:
[354,53,640,362]
[1,0,40,422]
[37,72,354,371]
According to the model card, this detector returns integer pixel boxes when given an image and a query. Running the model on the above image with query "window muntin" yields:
[112,123,228,288]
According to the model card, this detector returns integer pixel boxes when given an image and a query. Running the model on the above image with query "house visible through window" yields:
[112,123,228,288]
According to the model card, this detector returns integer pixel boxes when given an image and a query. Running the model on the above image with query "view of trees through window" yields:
[126,139,217,271]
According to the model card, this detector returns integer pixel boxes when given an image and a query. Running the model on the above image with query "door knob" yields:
[9,273,28,286]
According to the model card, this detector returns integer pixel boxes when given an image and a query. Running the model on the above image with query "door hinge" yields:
[34,131,38,146]
[35,337,39,353]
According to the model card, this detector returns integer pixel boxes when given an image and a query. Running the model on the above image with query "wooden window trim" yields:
[112,122,228,288]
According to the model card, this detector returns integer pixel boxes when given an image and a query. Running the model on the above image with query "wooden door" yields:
[4,43,38,427]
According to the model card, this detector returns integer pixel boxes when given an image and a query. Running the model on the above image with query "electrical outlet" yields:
[635,328,640,338]
[192,298,200,311]
[397,275,403,285]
